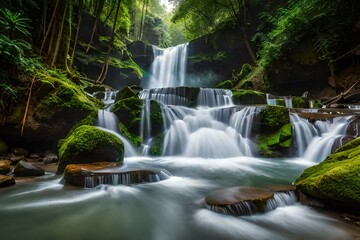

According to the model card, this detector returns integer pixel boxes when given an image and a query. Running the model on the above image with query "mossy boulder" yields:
[260,105,290,131]
[115,86,139,102]
[215,80,233,89]
[149,100,163,137]
[0,175,15,188]
[112,96,143,136]
[57,125,124,174]
[292,97,309,108]
[295,137,360,205]
[258,123,293,157]
[13,160,45,177]
[232,90,266,105]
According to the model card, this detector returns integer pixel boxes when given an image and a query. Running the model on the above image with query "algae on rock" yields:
[295,137,360,204]
[57,125,124,174]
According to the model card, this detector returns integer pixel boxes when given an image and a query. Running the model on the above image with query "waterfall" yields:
[143,43,188,89]
[291,113,354,161]
[197,88,233,108]
[95,89,138,157]
[302,116,353,162]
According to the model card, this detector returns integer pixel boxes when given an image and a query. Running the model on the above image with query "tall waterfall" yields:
[143,43,188,89]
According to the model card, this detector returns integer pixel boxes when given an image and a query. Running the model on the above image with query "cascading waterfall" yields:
[95,89,138,157]
[290,113,354,161]
[143,43,188,89]
[140,88,258,158]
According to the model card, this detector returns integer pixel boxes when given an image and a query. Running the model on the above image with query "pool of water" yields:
[0,156,353,240]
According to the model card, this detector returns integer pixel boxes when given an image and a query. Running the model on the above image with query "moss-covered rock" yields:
[150,100,163,137]
[112,96,143,136]
[215,80,233,89]
[294,137,360,205]
[292,97,309,108]
[0,175,15,188]
[57,125,124,174]
[115,86,139,102]
[232,89,266,105]
[149,134,164,156]
[258,123,293,157]
[260,105,290,131]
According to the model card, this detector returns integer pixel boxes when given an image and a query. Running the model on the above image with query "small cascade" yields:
[144,43,188,89]
[205,201,257,216]
[96,110,121,133]
[265,191,297,211]
[197,88,233,108]
[84,170,171,188]
[290,113,318,156]
[302,116,353,162]
[139,88,190,106]
[96,127,138,157]
[95,89,138,157]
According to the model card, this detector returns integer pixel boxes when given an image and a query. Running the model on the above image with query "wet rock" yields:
[9,155,25,164]
[0,139,9,154]
[29,153,41,159]
[0,160,12,174]
[11,147,29,157]
[205,187,274,216]
[13,160,45,177]
[43,153,58,165]
[0,175,15,188]
[57,125,124,174]
[63,162,169,187]
[295,137,360,211]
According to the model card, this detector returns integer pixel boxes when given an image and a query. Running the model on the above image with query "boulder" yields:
[0,175,15,188]
[11,147,29,157]
[63,162,169,187]
[205,187,274,216]
[43,153,58,165]
[294,137,360,212]
[232,89,266,105]
[0,160,12,174]
[57,125,124,174]
[13,160,45,177]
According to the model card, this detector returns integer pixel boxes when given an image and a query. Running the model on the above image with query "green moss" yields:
[119,122,141,147]
[149,134,164,156]
[292,97,309,108]
[295,137,360,203]
[188,51,226,63]
[238,63,253,80]
[258,123,293,157]
[216,80,233,89]
[115,86,138,102]
[57,125,124,174]
[150,100,164,137]
[260,105,290,130]
[232,89,266,105]
[112,96,143,135]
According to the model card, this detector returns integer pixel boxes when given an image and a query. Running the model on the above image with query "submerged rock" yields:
[0,160,12,174]
[13,160,45,177]
[295,137,360,212]
[204,186,297,216]
[0,175,15,188]
[63,162,169,187]
[205,187,274,216]
[57,125,124,174]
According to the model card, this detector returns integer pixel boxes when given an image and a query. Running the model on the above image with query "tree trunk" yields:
[86,0,105,53]
[138,0,146,40]
[71,0,84,66]
[96,0,122,84]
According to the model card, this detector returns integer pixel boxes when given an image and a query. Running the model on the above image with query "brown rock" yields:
[0,175,15,188]
[13,160,45,177]
[63,162,169,187]
[205,187,274,216]
[0,160,12,174]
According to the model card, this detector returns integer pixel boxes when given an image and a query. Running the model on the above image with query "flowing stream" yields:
[0,44,359,240]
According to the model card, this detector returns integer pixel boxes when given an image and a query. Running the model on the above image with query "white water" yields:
[143,43,188,89]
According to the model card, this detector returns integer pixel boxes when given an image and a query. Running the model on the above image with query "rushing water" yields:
[1,43,359,239]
